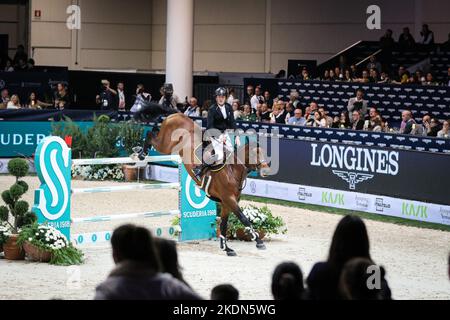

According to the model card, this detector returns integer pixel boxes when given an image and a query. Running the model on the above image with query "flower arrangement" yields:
[72,164,124,181]
[227,205,287,240]
[0,221,11,247]
[17,223,84,265]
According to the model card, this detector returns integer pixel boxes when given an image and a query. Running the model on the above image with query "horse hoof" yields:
[226,250,237,256]
[256,243,266,250]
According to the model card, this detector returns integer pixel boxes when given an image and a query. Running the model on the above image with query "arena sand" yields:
[0,176,449,300]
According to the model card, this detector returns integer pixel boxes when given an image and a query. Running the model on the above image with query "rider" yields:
[193,87,240,180]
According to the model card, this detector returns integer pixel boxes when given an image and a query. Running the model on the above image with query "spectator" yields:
[1,89,10,106]
[423,73,438,86]
[307,215,378,300]
[319,107,333,127]
[437,120,449,138]
[350,64,359,79]
[308,101,319,120]
[332,111,351,129]
[245,85,254,106]
[329,69,337,81]
[284,102,295,122]
[351,111,364,130]
[289,91,301,109]
[288,108,306,126]
[343,69,353,82]
[302,68,311,80]
[232,100,242,120]
[241,104,256,122]
[275,69,286,79]
[116,82,126,111]
[159,83,179,110]
[54,83,70,110]
[27,58,35,70]
[257,103,271,123]
[307,111,327,127]
[96,80,117,110]
[392,66,409,84]
[6,94,21,109]
[4,59,14,72]
[271,103,287,124]
[13,44,27,66]
[211,284,239,300]
[420,24,434,45]
[379,29,395,50]
[369,116,383,132]
[184,97,200,117]
[131,84,151,113]
[399,110,416,134]
[347,89,368,115]
[366,55,382,73]
[272,262,305,300]
[357,70,370,83]
[417,114,431,136]
[251,86,263,111]
[227,88,236,106]
[200,100,211,118]
[334,67,342,80]
[369,68,379,82]
[15,58,27,71]
[26,92,52,109]
[94,224,200,300]
[339,258,390,300]
[378,71,391,84]
[398,27,416,49]
[322,70,331,81]
[427,118,442,137]
[264,90,273,108]
[153,237,189,287]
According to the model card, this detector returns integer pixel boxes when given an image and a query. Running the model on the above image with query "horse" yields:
[134,103,270,256]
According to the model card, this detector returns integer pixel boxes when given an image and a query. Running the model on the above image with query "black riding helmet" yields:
[215,87,227,97]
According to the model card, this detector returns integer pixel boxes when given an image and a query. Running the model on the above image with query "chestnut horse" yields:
[136,107,269,256]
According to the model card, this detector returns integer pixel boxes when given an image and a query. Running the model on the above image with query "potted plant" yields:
[227,205,287,241]
[0,221,9,253]
[17,223,84,265]
[0,158,37,260]
[119,121,145,182]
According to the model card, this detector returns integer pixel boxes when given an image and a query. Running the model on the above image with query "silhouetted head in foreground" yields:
[271,262,304,300]
[211,284,239,300]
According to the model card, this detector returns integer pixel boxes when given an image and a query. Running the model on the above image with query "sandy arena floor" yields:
[0,175,449,300]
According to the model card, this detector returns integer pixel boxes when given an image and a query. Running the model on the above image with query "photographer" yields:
[96,80,117,110]
[158,83,180,111]
[130,84,151,113]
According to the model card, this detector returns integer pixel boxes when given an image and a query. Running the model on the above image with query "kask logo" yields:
[322,192,344,206]
[402,203,428,219]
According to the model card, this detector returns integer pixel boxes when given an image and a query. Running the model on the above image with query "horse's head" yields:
[245,145,270,178]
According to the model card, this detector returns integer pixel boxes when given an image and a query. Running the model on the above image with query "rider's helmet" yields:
[215,87,227,97]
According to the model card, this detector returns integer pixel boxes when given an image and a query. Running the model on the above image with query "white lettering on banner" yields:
[0,133,49,147]
[310,144,400,189]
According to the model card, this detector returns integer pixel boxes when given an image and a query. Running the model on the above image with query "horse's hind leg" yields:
[219,205,236,256]
[227,198,266,250]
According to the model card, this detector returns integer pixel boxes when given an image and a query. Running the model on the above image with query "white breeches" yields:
[211,133,233,163]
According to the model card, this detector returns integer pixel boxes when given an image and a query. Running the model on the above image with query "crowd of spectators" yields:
[0,45,35,72]
[93,216,450,300]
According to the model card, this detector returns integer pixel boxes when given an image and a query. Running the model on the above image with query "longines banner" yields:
[270,138,450,206]
[148,165,450,226]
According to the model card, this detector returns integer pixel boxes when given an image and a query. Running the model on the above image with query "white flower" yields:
[28,237,32,241]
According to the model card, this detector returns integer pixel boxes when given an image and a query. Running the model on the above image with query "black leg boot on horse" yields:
[219,213,236,256]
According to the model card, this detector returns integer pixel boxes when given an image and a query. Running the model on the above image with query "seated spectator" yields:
[227,88,236,106]
[26,92,52,109]
[94,224,200,300]
[378,71,391,84]
[302,68,311,80]
[1,88,10,107]
[284,102,295,121]
[356,70,370,83]
[288,108,306,126]
[272,262,305,300]
[289,90,301,109]
[4,58,14,72]
[399,110,416,134]
[14,58,28,71]
[241,104,256,122]
[350,64,359,79]
[318,107,333,127]
[365,107,379,122]
[347,89,368,115]
[307,215,390,300]
[415,70,426,83]
[322,70,331,81]
[423,73,438,86]
[398,27,416,49]
[54,82,70,110]
[392,66,409,84]
[366,55,382,73]
[6,94,21,109]
[271,103,287,124]
[437,120,449,138]
[116,82,126,111]
[427,118,442,137]
[184,97,200,117]
[231,100,242,120]
[200,100,211,118]
[131,84,151,113]
[332,111,351,129]
[343,69,353,82]
[351,111,364,130]
[369,68,379,82]
[334,67,343,80]
[369,116,383,132]
[258,103,271,123]
[153,237,189,287]
[211,284,239,300]
[264,90,273,108]
[275,69,286,79]
[329,69,337,81]
[420,24,434,45]
[339,258,390,300]
[307,111,327,128]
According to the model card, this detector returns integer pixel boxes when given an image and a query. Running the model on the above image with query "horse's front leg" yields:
[219,209,237,257]
[226,198,266,250]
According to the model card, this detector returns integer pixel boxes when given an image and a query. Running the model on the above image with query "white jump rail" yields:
[72,155,181,166]
[72,182,180,194]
